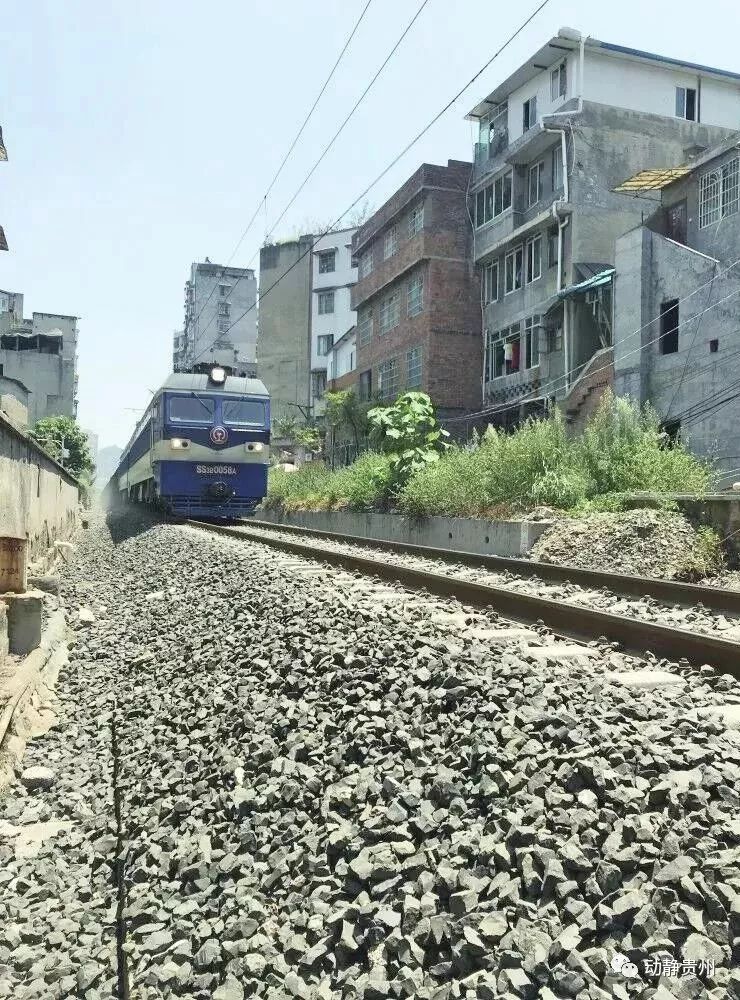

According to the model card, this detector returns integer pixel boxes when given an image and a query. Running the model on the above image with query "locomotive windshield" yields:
[169,396,216,422]
[222,399,266,426]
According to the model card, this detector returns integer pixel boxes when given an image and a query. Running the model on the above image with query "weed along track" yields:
[2,509,740,1000]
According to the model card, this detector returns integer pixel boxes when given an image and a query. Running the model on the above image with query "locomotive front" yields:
[158,366,270,518]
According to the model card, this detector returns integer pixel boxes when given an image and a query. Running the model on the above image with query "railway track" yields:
[188,517,740,677]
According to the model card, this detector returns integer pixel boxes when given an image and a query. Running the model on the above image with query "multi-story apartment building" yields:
[351,160,481,416]
[257,236,314,426]
[613,137,740,479]
[309,228,357,417]
[0,290,79,425]
[176,260,257,374]
[466,28,740,428]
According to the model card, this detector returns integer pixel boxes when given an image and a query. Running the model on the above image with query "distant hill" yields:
[95,445,123,485]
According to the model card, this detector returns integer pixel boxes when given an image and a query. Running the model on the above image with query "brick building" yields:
[350,160,482,417]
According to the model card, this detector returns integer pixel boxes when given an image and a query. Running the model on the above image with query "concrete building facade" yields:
[465,28,740,429]
[0,291,79,425]
[614,138,740,480]
[176,261,258,374]
[257,236,314,426]
[351,160,481,416]
[310,228,357,417]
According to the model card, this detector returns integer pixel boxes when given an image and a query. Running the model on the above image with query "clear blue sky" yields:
[2,0,739,448]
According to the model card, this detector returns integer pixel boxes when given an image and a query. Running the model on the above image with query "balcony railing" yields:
[474,128,509,169]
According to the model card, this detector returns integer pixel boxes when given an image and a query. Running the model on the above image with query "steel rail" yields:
[242,518,740,614]
[188,520,740,677]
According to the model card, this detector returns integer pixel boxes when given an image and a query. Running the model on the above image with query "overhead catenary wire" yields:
[184,0,375,350]
[192,0,432,362]
[192,0,553,368]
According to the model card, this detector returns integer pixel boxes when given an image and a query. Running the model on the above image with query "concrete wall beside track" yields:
[256,509,551,557]
[0,412,79,566]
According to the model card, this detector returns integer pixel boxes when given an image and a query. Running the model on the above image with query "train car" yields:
[113,365,270,518]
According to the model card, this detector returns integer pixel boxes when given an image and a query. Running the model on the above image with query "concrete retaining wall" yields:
[0,413,79,566]
[257,509,551,557]
[674,494,740,566]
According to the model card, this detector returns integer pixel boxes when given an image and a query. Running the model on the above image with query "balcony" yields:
[484,365,540,405]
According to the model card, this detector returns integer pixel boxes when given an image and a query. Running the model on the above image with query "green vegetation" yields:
[675,525,724,580]
[30,415,95,481]
[264,390,713,517]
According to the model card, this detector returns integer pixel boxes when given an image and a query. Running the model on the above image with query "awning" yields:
[557,268,615,299]
[613,167,690,193]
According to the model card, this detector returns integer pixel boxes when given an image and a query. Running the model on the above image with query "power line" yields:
[193,0,432,362]
[192,0,552,368]
[183,0,375,358]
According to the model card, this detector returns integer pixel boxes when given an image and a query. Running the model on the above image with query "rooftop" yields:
[467,28,740,119]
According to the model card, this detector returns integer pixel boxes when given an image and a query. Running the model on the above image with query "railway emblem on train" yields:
[209,425,228,445]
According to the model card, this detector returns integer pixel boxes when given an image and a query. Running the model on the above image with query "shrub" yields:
[368,393,449,496]
[322,453,394,510]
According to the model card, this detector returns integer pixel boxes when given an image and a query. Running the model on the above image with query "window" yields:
[528,161,544,207]
[407,273,423,317]
[358,308,373,346]
[222,400,266,426]
[699,157,740,228]
[548,226,559,268]
[311,371,327,399]
[523,96,537,132]
[317,334,334,356]
[710,339,719,353]
[318,250,336,274]
[504,246,523,293]
[169,396,215,423]
[526,235,542,283]
[660,299,680,355]
[406,347,422,388]
[377,358,400,399]
[484,260,499,303]
[474,171,512,227]
[349,349,355,370]
[379,290,400,333]
[217,319,230,333]
[550,62,567,101]
[218,302,230,317]
[408,204,424,237]
[676,87,697,121]
[359,249,373,278]
[318,291,335,315]
[383,225,398,260]
[218,283,230,296]
[524,315,541,368]
[551,146,563,191]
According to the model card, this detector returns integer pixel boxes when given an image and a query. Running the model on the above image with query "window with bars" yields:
[218,284,230,296]
[406,347,422,388]
[218,319,230,333]
[317,334,334,356]
[318,250,336,274]
[526,235,542,283]
[379,291,400,334]
[318,291,335,315]
[359,369,372,401]
[377,358,400,399]
[699,157,740,228]
[218,302,230,317]
[407,273,423,317]
[483,260,499,303]
[383,225,398,260]
[408,204,424,238]
[505,246,523,294]
[358,308,373,346]
[359,249,373,278]
[528,161,544,207]
[311,371,327,399]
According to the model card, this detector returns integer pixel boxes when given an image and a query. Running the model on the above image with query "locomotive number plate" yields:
[196,464,238,475]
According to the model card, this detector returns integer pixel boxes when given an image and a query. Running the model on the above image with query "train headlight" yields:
[210,366,226,384]
[170,438,190,450]
[246,442,264,453]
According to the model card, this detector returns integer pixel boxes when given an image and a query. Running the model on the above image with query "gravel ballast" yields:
[1,509,739,999]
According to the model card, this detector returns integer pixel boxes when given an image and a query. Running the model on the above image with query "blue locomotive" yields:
[113,365,270,518]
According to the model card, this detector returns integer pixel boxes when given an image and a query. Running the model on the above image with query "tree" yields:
[367,392,449,493]
[30,415,95,480]
[324,389,372,453]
